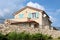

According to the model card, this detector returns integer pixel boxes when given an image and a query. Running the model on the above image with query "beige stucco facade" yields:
[14,8,43,25]
[4,6,52,29]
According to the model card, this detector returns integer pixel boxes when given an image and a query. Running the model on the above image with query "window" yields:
[32,12,39,18]
[19,14,24,18]
[32,13,36,18]
[28,12,39,18]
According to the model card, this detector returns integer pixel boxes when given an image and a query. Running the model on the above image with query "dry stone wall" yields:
[0,24,60,38]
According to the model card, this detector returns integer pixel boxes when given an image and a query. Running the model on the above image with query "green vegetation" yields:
[0,32,53,40]
[58,37,60,39]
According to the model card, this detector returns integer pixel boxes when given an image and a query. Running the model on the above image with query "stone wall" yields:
[0,24,60,38]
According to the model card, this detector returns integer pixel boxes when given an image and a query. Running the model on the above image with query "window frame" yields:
[32,13,36,18]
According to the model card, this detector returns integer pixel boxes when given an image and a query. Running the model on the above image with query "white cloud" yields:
[56,9,60,15]
[3,8,10,13]
[0,8,11,18]
[49,16,56,22]
[27,1,45,10]
[46,9,60,16]
[0,0,26,19]
[0,10,4,17]
[56,9,60,13]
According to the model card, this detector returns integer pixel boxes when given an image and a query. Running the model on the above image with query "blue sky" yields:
[0,0,60,27]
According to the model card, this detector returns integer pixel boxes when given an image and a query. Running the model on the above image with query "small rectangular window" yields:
[32,13,36,18]
[28,12,39,18]
[19,14,24,18]
[32,12,39,18]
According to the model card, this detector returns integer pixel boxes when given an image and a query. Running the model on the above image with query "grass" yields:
[53,38,60,40]
[0,31,60,40]
[0,32,53,40]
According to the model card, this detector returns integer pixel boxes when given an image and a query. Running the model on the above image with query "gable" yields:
[14,6,50,19]
[14,6,43,16]
[14,7,41,19]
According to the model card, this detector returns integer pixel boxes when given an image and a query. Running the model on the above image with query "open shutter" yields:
[28,13,32,18]
[36,12,39,18]
[19,14,24,18]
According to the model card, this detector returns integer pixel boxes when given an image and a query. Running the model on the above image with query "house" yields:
[4,6,52,29]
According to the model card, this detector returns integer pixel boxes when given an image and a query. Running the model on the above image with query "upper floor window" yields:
[28,12,39,18]
[32,13,36,18]
[19,14,24,18]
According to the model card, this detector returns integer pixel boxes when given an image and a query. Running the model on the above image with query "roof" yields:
[42,11,49,18]
[48,19,52,23]
[8,19,38,24]
[53,27,58,30]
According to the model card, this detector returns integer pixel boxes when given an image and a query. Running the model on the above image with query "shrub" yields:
[16,32,26,40]
[48,35,53,39]
[6,32,17,40]
[0,33,5,40]
[42,35,53,40]
[58,37,60,39]
[31,33,42,40]
[0,32,53,40]
[23,33,31,40]
[30,33,53,40]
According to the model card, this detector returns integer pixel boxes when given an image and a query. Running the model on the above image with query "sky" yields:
[0,0,60,27]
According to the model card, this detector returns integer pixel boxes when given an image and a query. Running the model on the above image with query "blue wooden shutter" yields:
[28,13,32,18]
[19,14,24,18]
[36,12,39,18]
